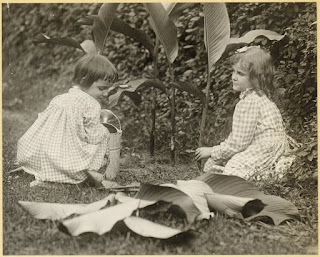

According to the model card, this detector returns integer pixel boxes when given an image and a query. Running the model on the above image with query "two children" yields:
[18,47,289,185]
[17,53,117,185]
[195,47,289,179]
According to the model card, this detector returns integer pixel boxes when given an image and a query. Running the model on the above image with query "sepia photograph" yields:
[2,2,317,255]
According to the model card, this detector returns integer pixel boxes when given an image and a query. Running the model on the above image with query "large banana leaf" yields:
[136,183,201,223]
[136,180,265,222]
[163,3,230,70]
[18,194,116,220]
[108,78,167,108]
[222,29,286,57]
[78,15,154,58]
[197,173,300,225]
[59,198,156,236]
[144,3,178,63]
[123,216,187,239]
[162,3,197,25]
[92,3,118,53]
[203,3,230,72]
[33,34,83,50]
[170,81,205,103]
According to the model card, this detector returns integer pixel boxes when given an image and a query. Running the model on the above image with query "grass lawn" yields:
[2,108,318,255]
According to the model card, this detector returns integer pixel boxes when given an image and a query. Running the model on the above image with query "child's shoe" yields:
[101,180,120,189]
[86,170,104,187]
[30,180,52,188]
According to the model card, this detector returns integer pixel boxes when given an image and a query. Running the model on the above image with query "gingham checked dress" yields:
[17,86,110,184]
[204,89,289,179]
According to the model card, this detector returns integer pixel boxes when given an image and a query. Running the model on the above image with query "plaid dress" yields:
[17,87,110,184]
[204,89,289,179]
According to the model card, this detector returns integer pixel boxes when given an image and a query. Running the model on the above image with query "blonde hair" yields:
[72,53,118,88]
[230,47,275,98]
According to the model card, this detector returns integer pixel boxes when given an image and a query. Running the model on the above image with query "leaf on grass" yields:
[170,81,205,103]
[205,193,265,219]
[115,193,156,208]
[223,29,286,57]
[123,216,185,239]
[135,183,201,223]
[18,194,116,220]
[59,198,156,236]
[33,34,83,50]
[171,180,213,215]
[197,173,300,225]
[108,78,166,108]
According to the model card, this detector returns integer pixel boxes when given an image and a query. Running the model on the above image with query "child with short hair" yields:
[17,53,118,186]
[195,46,289,179]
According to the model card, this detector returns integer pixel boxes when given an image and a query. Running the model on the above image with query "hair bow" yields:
[235,45,260,53]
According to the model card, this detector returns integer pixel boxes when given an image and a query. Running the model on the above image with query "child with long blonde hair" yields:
[195,46,289,179]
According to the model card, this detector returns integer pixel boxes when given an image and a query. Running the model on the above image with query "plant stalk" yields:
[199,63,212,147]
[169,64,176,166]
[150,38,160,156]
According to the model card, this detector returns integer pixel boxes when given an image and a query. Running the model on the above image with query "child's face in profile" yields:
[83,79,113,103]
[232,62,252,92]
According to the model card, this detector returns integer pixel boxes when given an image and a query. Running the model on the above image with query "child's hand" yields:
[195,147,212,161]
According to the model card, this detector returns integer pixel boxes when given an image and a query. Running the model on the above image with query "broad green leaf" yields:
[162,3,197,25]
[197,173,300,225]
[123,216,186,239]
[167,180,213,216]
[135,183,201,223]
[33,34,83,50]
[80,40,97,54]
[59,198,156,236]
[203,3,230,72]
[115,193,156,209]
[205,194,265,219]
[78,15,154,58]
[18,194,116,220]
[108,78,166,108]
[111,17,154,58]
[93,3,118,53]
[144,3,178,63]
[170,81,205,103]
[223,29,286,57]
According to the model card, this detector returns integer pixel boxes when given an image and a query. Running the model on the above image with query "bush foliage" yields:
[2,3,317,188]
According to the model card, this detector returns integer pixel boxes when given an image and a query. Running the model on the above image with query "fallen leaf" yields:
[18,194,116,220]
[59,198,156,236]
[135,183,201,223]
[205,193,264,219]
[123,216,186,239]
[197,173,300,225]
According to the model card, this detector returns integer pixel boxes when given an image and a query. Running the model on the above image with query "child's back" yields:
[17,53,118,185]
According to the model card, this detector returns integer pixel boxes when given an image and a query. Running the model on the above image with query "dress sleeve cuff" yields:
[210,146,221,160]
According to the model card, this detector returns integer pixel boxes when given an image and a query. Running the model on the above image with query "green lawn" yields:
[2,109,318,255]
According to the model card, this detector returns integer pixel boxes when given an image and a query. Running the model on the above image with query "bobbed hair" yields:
[230,47,275,98]
[72,53,118,88]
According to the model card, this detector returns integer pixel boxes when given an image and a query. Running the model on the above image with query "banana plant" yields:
[162,3,286,150]
[81,3,205,164]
